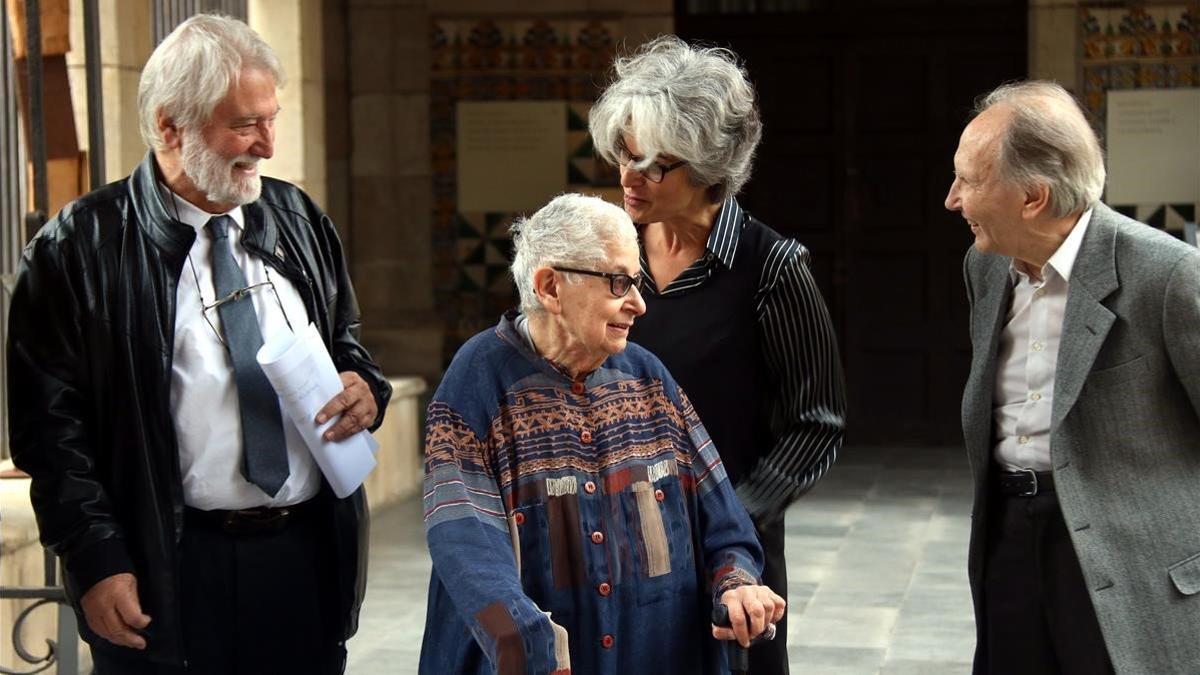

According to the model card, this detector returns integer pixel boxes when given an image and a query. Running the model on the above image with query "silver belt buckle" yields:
[1016,467,1038,496]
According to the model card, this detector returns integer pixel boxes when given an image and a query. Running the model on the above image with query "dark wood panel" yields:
[679,3,1026,445]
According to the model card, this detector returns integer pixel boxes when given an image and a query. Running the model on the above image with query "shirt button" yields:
[580,430,593,444]
[654,489,665,502]
[1032,341,1044,352]
[1030,392,1042,401]
[1034,288,1046,298]
[584,481,597,494]
[601,634,614,649]
[1018,435,1030,444]
[513,512,525,525]
[571,382,585,395]
[591,531,604,544]
[598,582,611,597]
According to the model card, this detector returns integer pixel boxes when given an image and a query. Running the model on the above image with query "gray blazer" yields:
[962,203,1200,674]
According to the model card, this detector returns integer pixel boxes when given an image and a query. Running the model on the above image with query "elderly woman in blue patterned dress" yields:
[419,193,785,675]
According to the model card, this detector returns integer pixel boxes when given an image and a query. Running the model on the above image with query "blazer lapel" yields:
[964,254,1013,478]
[1052,207,1120,433]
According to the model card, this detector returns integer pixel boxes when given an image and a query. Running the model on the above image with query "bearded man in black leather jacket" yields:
[7,14,390,674]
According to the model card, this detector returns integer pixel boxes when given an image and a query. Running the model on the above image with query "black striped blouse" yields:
[636,196,847,522]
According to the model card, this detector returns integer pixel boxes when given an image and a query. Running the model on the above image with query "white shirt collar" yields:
[1009,207,1093,283]
[158,182,245,233]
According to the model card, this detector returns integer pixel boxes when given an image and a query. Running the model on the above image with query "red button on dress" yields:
[654,489,665,502]
[513,512,525,525]
[584,481,597,494]
[598,582,611,597]
[571,382,585,395]
[580,430,593,444]
[591,531,604,544]
[601,634,614,649]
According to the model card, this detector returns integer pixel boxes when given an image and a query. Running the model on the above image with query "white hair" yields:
[588,35,762,203]
[975,80,1106,218]
[510,194,638,315]
[138,14,285,150]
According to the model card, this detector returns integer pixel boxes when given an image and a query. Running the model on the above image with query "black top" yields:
[629,197,846,523]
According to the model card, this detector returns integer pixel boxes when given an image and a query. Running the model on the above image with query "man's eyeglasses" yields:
[196,269,295,348]
[553,266,645,298]
[616,146,687,183]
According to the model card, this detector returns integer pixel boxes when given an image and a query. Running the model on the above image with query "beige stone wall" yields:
[62,1,324,197]
[64,0,152,184]
[249,0,327,204]
[1029,0,1080,90]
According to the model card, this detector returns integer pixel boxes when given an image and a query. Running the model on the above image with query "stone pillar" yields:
[64,0,151,183]
[250,0,326,204]
[342,0,440,382]
[1028,0,1079,90]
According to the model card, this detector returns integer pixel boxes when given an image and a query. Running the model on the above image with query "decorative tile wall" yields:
[431,18,623,362]
[1080,3,1200,231]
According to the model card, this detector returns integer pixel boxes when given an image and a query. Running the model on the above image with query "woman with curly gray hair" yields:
[590,35,847,673]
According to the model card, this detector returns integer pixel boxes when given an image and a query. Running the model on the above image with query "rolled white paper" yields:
[257,323,378,498]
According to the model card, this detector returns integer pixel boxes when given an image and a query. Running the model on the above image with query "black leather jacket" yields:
[7,153,391,665]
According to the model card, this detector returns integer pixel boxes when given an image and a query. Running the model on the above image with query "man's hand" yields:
[315,371,378,442]
[80,573,152,649]
[712,585,786,647]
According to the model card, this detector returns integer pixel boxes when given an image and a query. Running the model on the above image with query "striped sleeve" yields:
[739,240,847,523]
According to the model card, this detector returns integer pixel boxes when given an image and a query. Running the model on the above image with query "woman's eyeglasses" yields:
[553,266,645,298]
[615,146,687,183]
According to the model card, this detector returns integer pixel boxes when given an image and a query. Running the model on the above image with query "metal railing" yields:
[0,0,28,465]
[153,0,246,43]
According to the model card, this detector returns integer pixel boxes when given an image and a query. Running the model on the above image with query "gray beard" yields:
[181,130,261,207]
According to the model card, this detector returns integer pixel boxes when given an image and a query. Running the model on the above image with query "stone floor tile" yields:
[788,645,886,674]
[878,658,972,674]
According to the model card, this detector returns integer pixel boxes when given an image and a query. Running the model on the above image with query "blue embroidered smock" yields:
[419,311,764,675]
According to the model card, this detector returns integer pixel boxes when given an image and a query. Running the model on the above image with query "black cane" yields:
[712,603,777,674]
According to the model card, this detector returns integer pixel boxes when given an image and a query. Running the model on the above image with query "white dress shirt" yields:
[992,208,1093,472]
[163,187,320,509]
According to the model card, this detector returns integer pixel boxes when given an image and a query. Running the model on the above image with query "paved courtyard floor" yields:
[347,445,977,675]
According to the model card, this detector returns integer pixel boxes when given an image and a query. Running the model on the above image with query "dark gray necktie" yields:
[206,215,289,497]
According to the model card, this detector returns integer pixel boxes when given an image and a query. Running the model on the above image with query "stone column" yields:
[342,0,439,382]
[64,0,151,184]
[250,0,327,204]
[1028,0,1079,89]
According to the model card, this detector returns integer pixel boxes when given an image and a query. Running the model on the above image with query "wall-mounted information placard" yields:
[457,101,566,213]
[1106,89,1200,205]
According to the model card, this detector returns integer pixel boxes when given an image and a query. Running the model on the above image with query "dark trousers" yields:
[92,502,346,675]
[983,491,1113,675]
[746,517,789,675]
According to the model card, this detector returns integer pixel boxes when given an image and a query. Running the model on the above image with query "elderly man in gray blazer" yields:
[946,80,1200,675]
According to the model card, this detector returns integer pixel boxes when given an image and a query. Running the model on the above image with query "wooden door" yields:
[677,1,1027,444]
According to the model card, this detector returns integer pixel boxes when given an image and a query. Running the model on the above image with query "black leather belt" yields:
[185,499,318,535]
[996,469,1055,497]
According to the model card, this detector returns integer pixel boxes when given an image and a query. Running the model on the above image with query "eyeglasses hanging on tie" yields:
[187,260,296,350]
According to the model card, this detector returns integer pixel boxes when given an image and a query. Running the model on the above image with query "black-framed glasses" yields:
[553,266,645,298]
[616,145,688,183]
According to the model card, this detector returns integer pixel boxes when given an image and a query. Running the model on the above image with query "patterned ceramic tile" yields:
[1080,3,1199,237]
[430,17,623,363]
